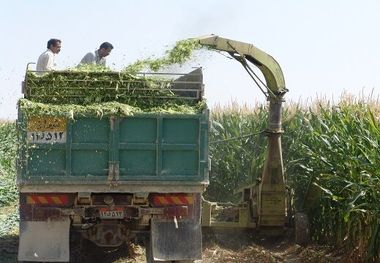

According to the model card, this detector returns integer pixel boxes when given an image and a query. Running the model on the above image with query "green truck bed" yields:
[18,113,209,188]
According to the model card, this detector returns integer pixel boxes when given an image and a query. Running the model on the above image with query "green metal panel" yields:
[71,150,108,176]
[28,149,65,176]
[72,118,109,143]
[20,112,209,183]
[65,122,72,177]
[119,118,156,143]
[162,151,198,176]
[161,118,199,177]
[71,118,110,176]
[162,119,199,143]
[119,150,156,175]
[118,116,201,180]
[119,117,157,177]
[156,116,163,178]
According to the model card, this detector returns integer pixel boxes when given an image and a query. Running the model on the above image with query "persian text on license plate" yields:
[99,207,124,219]
[27,117,67,144]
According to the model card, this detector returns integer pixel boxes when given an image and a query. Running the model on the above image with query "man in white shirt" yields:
[80,42,113,66]
[36,39,61,72]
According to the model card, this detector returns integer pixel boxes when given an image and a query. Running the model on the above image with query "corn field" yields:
[0,121,17,206]
[206,97,380,262]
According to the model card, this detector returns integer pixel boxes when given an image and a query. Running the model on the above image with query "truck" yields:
[17,35,295,262]
[17,66,208,262]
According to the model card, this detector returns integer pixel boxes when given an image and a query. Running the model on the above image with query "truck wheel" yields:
[69,231,86,263]
[295,212,310,246]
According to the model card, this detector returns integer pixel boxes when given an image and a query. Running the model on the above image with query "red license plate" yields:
[99,207,124,219]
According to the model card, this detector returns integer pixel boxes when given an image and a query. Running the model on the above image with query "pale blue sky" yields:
[1,0,380,119]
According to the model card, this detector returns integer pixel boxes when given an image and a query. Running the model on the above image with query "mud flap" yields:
[151,219,202,261]
[18,218,70,262]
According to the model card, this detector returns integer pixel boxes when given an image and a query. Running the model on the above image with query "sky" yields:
[1,0,380,120]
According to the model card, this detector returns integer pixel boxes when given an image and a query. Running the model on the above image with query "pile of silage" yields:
[21,39,204,118]
[18,99,206,119]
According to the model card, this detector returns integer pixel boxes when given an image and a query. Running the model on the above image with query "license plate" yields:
[27,117,67,144]
[99,207,124,219]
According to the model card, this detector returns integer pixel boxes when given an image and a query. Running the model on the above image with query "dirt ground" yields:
[0,226,349,263]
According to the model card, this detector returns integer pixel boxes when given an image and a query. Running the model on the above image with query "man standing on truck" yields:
[36,38,61,72]
[80,42,114,66]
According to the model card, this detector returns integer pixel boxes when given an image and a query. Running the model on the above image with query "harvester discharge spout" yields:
[195,34,288,229]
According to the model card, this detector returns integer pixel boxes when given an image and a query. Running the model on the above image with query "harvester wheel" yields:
[295,212,310,246]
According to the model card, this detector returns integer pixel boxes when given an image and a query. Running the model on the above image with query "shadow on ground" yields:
[0,234,18,263]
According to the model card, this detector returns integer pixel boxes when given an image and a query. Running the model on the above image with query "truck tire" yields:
[295,212,310,246]
[69,231,86,263]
